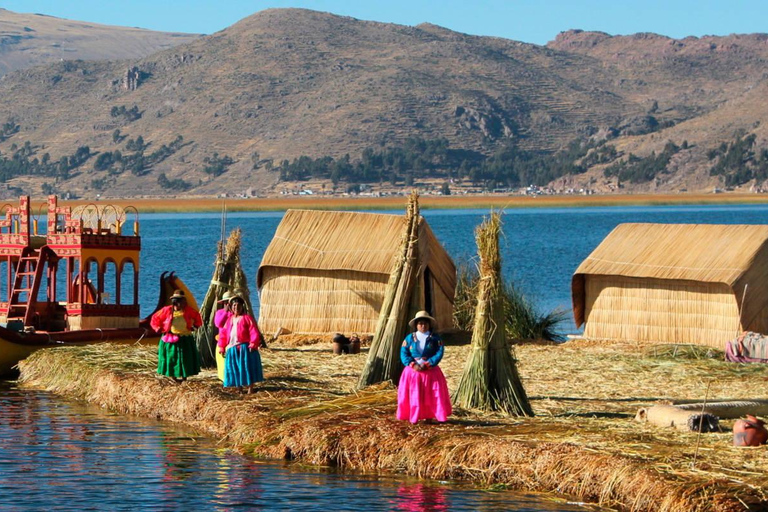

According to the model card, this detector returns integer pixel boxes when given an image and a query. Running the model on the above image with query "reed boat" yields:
[0,196,196,376]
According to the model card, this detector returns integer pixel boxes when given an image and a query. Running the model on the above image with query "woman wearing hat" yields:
[150,289,203,383]
[217,295,264,394]
[397,310,452,423]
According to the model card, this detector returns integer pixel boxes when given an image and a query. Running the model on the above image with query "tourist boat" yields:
[0,196,195,376]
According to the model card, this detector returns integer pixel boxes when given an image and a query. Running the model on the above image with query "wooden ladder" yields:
[7,247,47,326]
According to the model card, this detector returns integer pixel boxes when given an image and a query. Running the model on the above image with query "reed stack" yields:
[358,192,420,387]
[453,212,533,416]
[195,228,251,366]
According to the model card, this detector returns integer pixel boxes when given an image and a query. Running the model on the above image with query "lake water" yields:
[139,203,768,331]
[4,202,768,510]
[0,381,589,511]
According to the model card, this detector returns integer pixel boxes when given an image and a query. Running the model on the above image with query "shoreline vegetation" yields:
[50,192,768,214]
[17,338,768,511]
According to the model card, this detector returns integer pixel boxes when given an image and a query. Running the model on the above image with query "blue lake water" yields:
[0,381,591,511]
[4,202,768,510]
[138,203,768,332]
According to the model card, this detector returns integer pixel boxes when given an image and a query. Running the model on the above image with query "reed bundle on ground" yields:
[196,227,253,367]
[453,212,534,416]
[358,192,420,388]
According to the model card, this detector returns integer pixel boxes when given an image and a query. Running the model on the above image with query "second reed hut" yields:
[572,223,768,348]
[257,209,456,335]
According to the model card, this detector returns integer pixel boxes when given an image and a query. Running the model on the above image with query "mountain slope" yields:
[0,9,201,77]
[0,9,766,197]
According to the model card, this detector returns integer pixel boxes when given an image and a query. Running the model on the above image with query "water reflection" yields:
[0,382,596,510]
[393,483,449,511]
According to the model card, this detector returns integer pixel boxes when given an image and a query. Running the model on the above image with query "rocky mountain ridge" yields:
[0,8,766,197]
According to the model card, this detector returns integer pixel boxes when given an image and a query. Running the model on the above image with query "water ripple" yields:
[0,382,596,511]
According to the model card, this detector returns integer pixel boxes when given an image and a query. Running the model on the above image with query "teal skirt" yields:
[157,334,201,378]
[223,344,264,387]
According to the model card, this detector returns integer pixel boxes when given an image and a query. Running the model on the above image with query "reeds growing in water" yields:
[453,212,534,415]
[452,266,566,342]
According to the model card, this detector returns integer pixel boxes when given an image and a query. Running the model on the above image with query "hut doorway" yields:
[423,267,434,315]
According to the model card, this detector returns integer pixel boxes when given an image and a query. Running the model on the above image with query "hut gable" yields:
[574,223,768,285]
[572,223,768,347]
[257,209,456,335]
[258,210,405,278]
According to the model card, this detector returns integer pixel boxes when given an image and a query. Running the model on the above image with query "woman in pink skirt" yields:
[397,310,452,423]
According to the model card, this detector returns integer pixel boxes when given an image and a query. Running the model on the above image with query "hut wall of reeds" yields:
[68,315,139,330]
[257,210,456,335]
[572,223,768,348]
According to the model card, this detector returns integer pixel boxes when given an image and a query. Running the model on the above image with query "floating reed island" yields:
[17,338,768,511]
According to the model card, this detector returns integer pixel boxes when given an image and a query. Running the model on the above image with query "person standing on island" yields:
[217,295,264,394]
[397,311,452,424]
[151,290,203,383]
[213,290,236,382]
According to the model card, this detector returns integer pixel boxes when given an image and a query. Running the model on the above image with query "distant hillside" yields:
[0,9,766,198]
[0,9,201,77]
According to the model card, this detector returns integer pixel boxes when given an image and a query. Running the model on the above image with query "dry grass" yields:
[17,338,768,511]
[47,193,768,213]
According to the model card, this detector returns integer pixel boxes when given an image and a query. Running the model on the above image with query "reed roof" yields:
[572,223,768,328]
[257,209,455,296]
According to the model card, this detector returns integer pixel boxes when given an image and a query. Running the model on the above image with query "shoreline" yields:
[16,340,767,511]
[46,192,768,213]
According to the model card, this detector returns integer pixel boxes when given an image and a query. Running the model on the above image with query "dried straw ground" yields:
[57,193,768,213]
[17,338,768,511]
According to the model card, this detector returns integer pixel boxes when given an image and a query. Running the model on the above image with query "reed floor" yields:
[17,338,768,511]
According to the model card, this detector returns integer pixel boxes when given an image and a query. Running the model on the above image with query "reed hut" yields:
[572,223,768,348]
[257,209,456,335]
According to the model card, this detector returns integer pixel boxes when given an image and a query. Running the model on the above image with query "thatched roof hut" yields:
[572,223,768,348]
[257,210,456,335]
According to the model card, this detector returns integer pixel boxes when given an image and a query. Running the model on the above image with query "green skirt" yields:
[157,333,201,378]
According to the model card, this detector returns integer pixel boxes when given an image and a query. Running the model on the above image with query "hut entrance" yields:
[423,267,434,315]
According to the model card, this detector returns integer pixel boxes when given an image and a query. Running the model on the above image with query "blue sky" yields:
[2,0,766,45]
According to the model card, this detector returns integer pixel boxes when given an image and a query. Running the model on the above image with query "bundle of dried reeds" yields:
[195,227,252,367]
[357,192,420,388]
[453,212,533,416]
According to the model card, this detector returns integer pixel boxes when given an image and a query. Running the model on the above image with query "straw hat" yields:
[217,291,236,303]
[408,310,437,330]
[170,289,186,300]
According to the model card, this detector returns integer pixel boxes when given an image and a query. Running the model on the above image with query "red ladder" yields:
[7,247,48,326]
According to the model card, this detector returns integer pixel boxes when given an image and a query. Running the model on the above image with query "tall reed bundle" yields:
[453,212,533,416]
[226,228,254,314]
[357,192,420,388]
[195,228,251,367]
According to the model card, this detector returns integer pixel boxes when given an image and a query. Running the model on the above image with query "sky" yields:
[1,0,766,45]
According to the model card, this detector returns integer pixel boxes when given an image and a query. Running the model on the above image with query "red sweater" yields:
[150,305,202,334]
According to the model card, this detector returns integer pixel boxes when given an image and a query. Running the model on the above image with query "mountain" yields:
[0,9,201,76]
[0,8,766,198]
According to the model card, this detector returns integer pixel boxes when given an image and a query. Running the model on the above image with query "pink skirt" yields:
[396,365,452,424]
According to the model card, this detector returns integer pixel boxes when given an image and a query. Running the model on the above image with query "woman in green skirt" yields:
[150,289,203,382]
